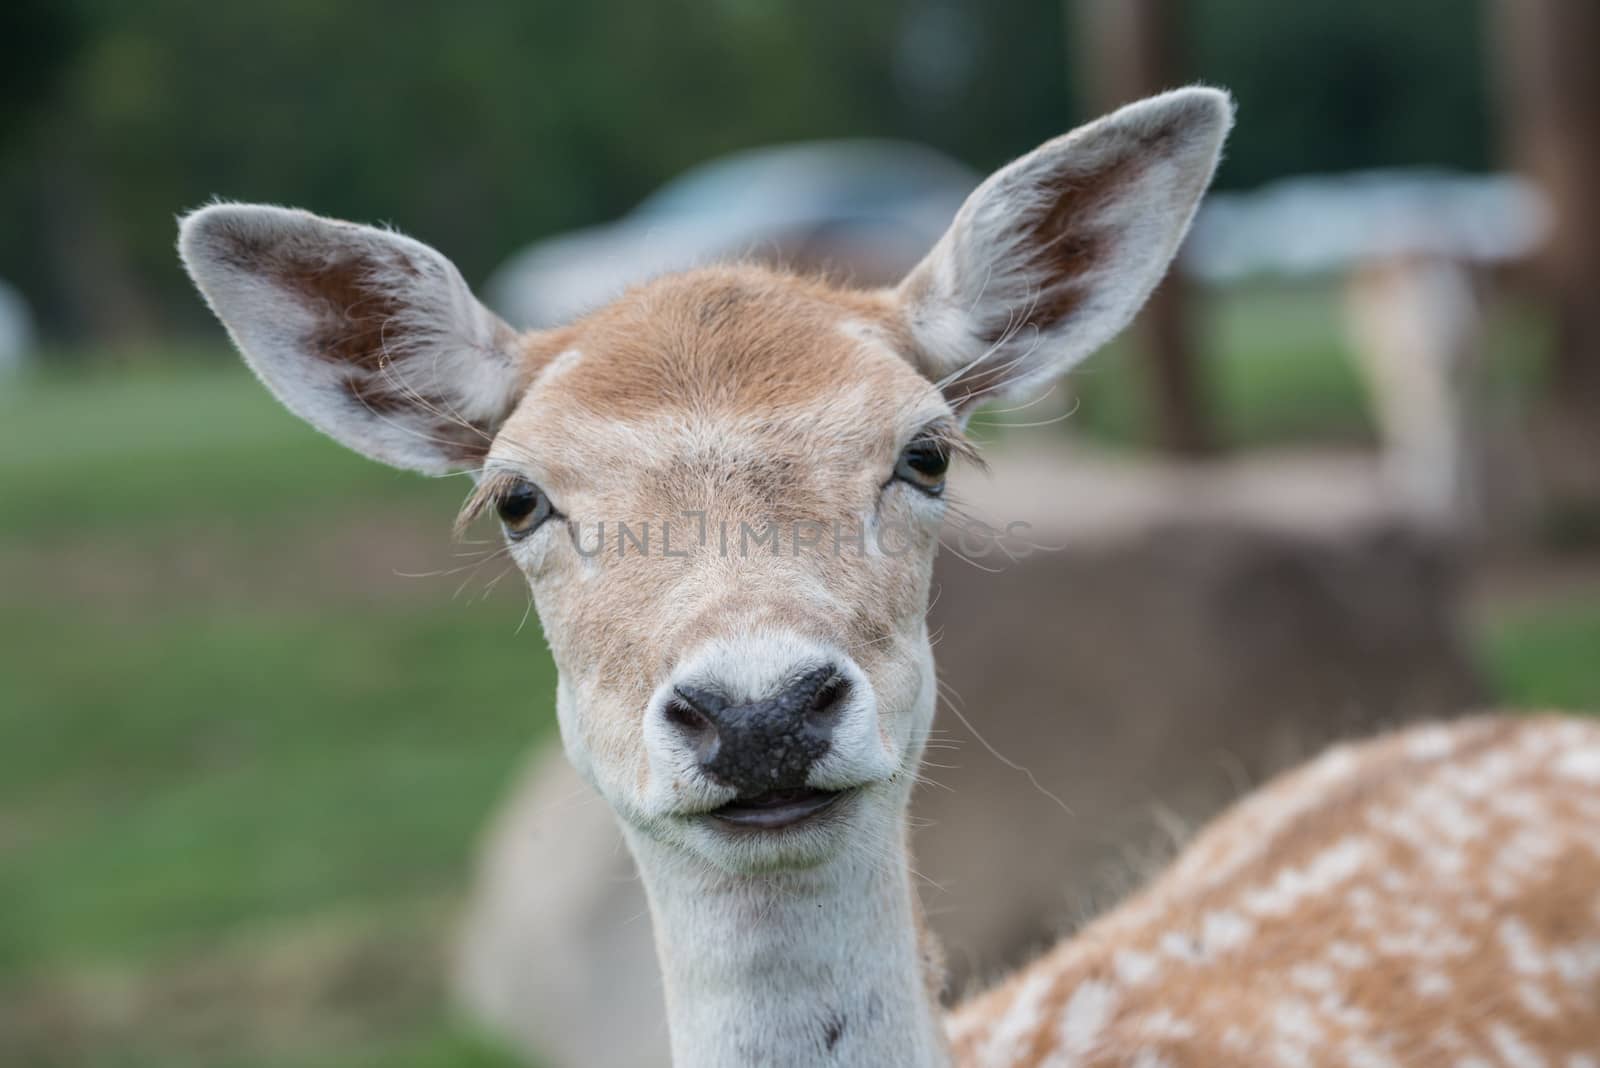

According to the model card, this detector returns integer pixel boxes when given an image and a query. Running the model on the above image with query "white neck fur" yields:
[625,805,950,1068]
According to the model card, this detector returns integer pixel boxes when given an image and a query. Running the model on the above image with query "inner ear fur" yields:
[898,87,1234,412]
[179,203,526,474]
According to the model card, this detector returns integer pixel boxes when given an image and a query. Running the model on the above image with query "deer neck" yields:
[624,808,950,1068]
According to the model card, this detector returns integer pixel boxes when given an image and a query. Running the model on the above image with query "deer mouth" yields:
[710,787,849,830]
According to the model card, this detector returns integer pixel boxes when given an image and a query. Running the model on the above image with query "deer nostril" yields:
[665,692,710,731]
[665,691,721,764]
[806,675,850,729]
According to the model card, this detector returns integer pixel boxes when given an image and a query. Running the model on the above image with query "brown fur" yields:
[516,267,917,421]
[255,245,506,465]
[947,716,1600,1067]
[972,155,1147,349]
[477,265,958,798]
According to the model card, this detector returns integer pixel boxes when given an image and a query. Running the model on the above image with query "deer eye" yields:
[894,438,950,496]
[495,478,554,538]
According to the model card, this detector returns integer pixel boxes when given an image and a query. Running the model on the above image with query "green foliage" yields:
[0,0,1495,341]
[0,0,83,150]
[1189,0,1491,188]
[0,0,1069,338]
[1065,281,1376,449]
[1483,601,1600,712]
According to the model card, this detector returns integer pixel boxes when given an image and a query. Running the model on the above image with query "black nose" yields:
[665,666,849,795]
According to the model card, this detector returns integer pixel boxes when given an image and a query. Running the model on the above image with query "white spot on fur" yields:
[1138,1010,1196,1041]
[1272,999,1324,1045]
[1244,837,1374,918]
[1130,1053,1174,1068]
[1270,1041,1314,1068]
[1319,993,1371,1031]
[1114,948,1160,986]
[1516,981,1560,1019]
[1057,979,1119,1056]
[979,967,1056,1065]
[1406,725,1458,759]
[1489,1022,1548,1068]
[1375,927,1473,961]
[1556,746,1600,784]
[1551,939,1600,986]
[1202,910,1255,953]
[1500,917,1549,975]
[1160,930,1204,963]
[1290,963,1337,993]
[1414,970,1452,998]
[1344,1043,1400,1068]
[1327,940,1373,969]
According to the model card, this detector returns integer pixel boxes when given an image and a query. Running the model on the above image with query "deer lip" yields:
[709,787,848,830]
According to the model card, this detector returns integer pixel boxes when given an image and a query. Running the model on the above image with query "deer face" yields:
[473,271,955,869]
[179,88,1232,873]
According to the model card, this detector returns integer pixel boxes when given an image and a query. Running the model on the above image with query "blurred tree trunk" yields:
[1071,0,1216,456]
[1491,0,1600,522]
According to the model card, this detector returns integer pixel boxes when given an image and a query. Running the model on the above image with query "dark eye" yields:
[496,478,554,539]
[894,438,950,495]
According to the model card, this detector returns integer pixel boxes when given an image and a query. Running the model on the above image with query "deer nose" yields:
[665,666,849,795]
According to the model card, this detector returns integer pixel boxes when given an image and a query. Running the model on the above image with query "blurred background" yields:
[3,1,1600,1066]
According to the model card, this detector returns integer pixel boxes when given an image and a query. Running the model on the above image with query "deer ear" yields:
[898,87,1233,413]
[179,204,524,474]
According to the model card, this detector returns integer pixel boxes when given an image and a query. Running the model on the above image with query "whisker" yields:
[937,536,1003,573]
[971,394,1083,430]
[514,583,538,635]
[936,678,1074,818]
[393,542,515,581]
[978,382,1064,417]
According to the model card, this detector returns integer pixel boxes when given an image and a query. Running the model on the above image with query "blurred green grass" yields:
[0,361,466,537]
[0,282,1594,1066]
[1,603,553,973]
[1069,281,1376,448]
[1065,280,1548,450]
[1481,600,1600,712]
[1,362,543,1066]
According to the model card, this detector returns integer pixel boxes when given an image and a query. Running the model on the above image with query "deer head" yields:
[181,88,1232,1066]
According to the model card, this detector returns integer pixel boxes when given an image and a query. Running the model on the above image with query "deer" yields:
[179,88,1600,1067]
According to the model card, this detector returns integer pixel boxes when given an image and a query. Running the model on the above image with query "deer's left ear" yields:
[898,87,1233,412]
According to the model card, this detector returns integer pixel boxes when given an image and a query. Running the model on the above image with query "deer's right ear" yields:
[179,204,525,474]
[898,87,1232,414]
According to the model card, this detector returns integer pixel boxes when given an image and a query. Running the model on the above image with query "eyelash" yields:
[457,471,561,541]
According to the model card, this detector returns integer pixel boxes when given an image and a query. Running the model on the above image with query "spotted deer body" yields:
[948,715,1600,1067]
[179,88,1599,1067]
